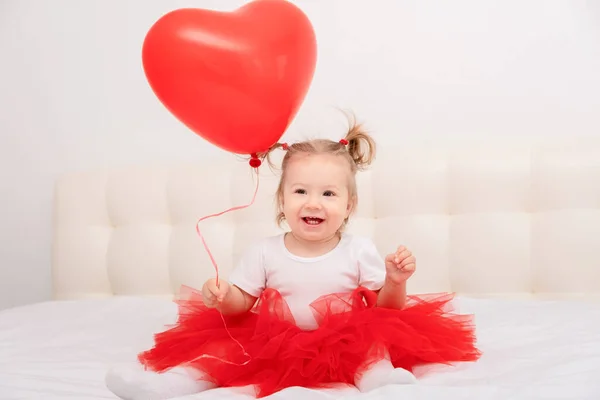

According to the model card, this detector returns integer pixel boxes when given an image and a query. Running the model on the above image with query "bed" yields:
[1,136,600,399]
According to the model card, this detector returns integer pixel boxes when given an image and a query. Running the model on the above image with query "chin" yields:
[297,230,338,242]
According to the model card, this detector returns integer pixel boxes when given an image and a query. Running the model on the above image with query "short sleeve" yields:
[356,237,386,290]
[228,241,266,298]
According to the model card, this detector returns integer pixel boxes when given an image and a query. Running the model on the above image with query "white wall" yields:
[1,0,599,310]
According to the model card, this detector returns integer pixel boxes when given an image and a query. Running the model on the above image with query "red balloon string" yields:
[196,168,260,286]
[193,166,260,366]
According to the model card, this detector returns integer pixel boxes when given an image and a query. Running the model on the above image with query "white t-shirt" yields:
[228,233,386,330]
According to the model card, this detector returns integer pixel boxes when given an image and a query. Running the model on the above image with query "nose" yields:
[305,194,322,210]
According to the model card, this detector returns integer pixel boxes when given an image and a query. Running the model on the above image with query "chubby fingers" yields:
[204,281,224,302]
[393,246,412,263]
[399,256,416,272]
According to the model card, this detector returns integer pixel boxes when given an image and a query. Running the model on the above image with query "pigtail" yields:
[342,112,376,171]
[253,142,288,170]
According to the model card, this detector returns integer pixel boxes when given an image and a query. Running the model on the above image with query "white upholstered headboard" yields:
[52,137,600,301]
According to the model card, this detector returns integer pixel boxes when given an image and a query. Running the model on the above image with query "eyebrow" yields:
[289,183,342,190]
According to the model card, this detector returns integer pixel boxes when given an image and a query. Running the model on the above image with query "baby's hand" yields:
[201,278,230,308]
[384,245,416,284]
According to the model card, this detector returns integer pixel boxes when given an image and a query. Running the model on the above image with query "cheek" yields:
[327,198,350,215]
[282,195,300,211]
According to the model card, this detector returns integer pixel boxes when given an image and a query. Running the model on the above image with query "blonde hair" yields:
[257,112,376,229]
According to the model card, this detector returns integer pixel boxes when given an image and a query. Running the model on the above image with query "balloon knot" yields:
[249,153,262,168]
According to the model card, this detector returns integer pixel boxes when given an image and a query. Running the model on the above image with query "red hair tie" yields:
[249,153,261,168]
[339,139,349,146]
[281,143,289,150]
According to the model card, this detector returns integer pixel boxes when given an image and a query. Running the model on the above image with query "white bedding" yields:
[1,296,599,400]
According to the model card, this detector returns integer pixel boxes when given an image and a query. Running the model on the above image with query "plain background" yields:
[1,0,599,310]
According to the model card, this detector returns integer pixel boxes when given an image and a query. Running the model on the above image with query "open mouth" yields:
[302,217,324,225]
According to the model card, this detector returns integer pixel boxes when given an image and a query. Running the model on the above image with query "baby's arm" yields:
[202,278,258,315]
[217,284,257,315]
[356,238,412,310]
[376,279,407,309]
[376,245,415,309]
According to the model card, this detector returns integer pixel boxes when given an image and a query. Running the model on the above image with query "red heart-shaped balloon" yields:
[142,0,317,155]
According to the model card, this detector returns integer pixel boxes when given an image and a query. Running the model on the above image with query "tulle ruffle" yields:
[138,285,481,397]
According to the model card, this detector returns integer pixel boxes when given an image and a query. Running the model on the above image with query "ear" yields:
[346,196,356,218]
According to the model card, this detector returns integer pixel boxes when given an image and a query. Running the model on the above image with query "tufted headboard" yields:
[52,137,600,301]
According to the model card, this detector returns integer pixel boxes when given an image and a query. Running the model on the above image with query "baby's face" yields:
[280,153,353,243]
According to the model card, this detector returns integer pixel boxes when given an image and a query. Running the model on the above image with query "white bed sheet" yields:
[1,296,599,400]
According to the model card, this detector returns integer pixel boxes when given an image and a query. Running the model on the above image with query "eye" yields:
[323,190,335,197]
[294,188,306,194]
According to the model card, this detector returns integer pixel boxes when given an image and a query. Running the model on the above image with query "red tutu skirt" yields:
[138,286,481,397]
